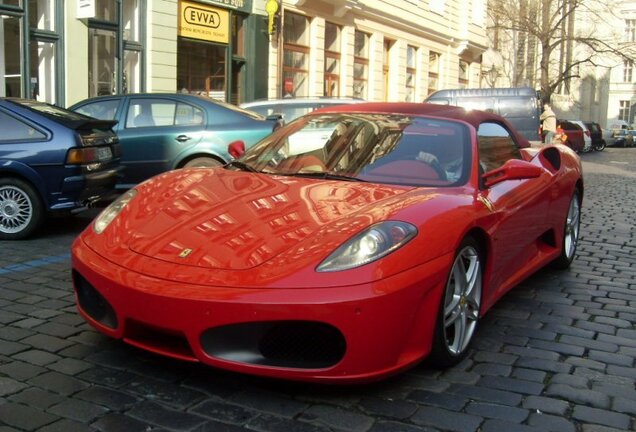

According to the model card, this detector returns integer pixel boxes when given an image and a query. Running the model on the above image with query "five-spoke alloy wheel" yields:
[430,236,482,367]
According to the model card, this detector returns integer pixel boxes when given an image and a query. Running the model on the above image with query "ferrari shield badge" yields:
[179,248,193,258]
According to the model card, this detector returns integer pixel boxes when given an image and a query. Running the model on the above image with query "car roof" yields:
[313,102,531,148]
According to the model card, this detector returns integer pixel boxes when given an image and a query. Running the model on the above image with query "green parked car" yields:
[70,93,279,189]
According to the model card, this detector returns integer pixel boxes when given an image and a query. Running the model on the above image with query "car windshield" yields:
[239,113,471,187]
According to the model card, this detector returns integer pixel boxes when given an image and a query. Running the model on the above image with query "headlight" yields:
[317,221,417,272]
[93,189,137,234]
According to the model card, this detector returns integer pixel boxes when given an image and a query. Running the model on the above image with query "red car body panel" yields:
[71,103,583,382]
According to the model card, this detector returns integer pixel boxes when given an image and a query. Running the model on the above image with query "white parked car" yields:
[240,97,363,123]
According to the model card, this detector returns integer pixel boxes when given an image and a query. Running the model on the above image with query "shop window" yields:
[89,28,117,97]
[0,0,20,6]
[89,0,143,96]
[29,40,55,102]
[1,14,22,97]
[353,30,369,99]
[124,49,141,94]
[324,22,340,97]
[94,0,117,23]
[29,0,54,31]
[428,51,440,95]
[406,45,417,102]
[282,12,309,97]
[123,0,139,42]
[177,39,226,100]
[232,14,245,57]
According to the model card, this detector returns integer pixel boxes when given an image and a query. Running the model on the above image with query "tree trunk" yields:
[515,0,528,86]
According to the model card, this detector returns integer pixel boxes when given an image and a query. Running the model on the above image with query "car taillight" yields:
[66,146,113,164]
[585,130,590,137]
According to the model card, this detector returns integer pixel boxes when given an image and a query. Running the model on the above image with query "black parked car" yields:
[584,122,606,151]
[611,129,636,148]
[0,98,121,239]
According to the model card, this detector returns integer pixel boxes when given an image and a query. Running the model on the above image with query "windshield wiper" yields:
[286,172,368,182]
[225,160,260,173]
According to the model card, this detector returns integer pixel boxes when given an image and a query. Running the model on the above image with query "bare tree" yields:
[488,0,636,103]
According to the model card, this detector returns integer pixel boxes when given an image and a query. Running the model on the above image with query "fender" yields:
[0,159,50,207]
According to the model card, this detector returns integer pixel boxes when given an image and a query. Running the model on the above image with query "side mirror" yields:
[482,159,544,188]
[228,140,245,158]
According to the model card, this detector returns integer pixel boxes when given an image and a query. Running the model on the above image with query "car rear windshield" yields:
[11,99,92,125]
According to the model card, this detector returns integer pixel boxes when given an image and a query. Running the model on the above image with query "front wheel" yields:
[182,157,224,168]
[429,237,483,367]
[0,178,44,240]
[594,140,606,151]
[551,190,581,269]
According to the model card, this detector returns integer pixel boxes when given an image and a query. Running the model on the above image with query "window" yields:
[624,61,633,83]
[406,45,417,102]
[428,51,440,95]
[619,100,631,122]
[471,0,484,26]
[74,99,120,120]
[0,110,46,141]
[29,40,56,102]
[382,39,393,100]
[1,14,22,98]
[123,0,139,42]
[429,0,445,14]
[126,99,203,128]
[88,28,117,97]
[29,0,54,31]
[324,22,341,97]
[283,12,310,97]
[459,60,469,88]
[353,31,369,99]
[177,40,226,99]
[477,122,521,173]
[626,19,636,42]
[89,0,143,96]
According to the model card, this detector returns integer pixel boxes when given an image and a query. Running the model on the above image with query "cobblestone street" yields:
[0,147,635,432]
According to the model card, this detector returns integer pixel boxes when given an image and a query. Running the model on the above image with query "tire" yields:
[429,236,483,368]
[182,157,224,168]
[0,178,44,240]
[551,189,581,269]
[595,140,606,151]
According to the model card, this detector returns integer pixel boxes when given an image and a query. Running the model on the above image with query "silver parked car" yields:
[240,97,363,123]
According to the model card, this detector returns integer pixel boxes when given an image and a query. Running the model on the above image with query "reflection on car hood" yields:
[127,168,412,270]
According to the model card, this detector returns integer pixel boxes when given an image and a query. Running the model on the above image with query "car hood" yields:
[126,168,414,271]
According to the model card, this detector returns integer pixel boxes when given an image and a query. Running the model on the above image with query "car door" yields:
[476,122,553,302]
[115,97,204,187]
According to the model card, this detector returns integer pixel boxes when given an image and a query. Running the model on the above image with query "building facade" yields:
[1,0,487,107]
[269,0,488,102]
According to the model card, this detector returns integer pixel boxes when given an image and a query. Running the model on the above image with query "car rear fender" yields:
[0,159,49,207]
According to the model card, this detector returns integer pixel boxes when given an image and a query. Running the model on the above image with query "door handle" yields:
[176,135,191,142]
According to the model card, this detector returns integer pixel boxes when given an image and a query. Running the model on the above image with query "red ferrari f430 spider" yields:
[72,103,583,383]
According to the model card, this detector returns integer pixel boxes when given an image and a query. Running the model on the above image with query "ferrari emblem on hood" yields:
[179,248,193,258]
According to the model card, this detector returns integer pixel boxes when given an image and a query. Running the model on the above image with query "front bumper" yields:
[71,237,452,383]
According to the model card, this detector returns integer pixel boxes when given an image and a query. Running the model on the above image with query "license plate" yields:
[96,146,113,161]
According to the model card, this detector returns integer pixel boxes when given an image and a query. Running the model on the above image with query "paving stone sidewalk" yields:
[0,148,634,432]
